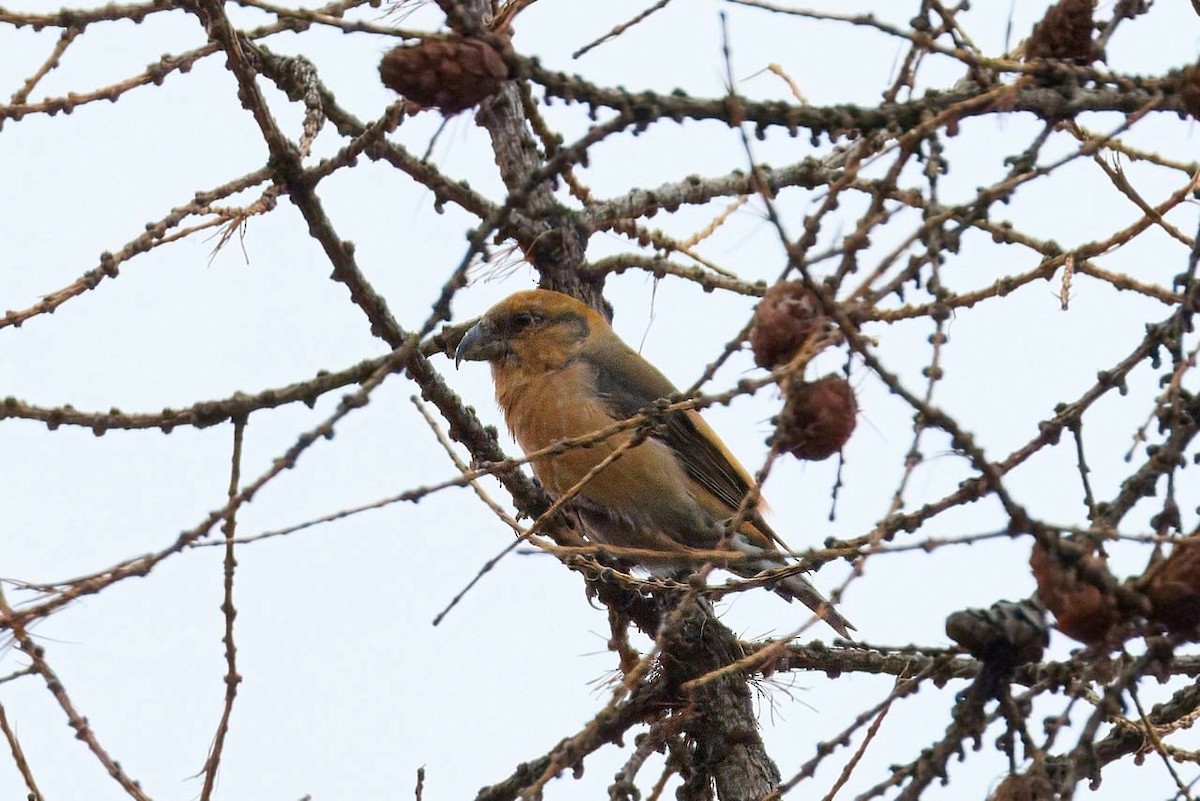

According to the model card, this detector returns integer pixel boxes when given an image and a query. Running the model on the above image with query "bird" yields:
[454,288,854,637]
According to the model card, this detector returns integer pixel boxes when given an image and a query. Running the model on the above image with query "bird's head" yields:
[455,289,607,371]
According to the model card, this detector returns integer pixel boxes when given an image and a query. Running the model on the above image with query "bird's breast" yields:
[493,360,697,520]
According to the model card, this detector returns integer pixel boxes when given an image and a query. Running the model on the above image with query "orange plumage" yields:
[456,289,854,637]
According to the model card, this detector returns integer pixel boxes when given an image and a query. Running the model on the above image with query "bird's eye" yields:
[512,311,541,331]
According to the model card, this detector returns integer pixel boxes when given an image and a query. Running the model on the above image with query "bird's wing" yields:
[583,339,786,548]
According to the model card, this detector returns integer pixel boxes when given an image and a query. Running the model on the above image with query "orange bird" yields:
[455,289,853,637]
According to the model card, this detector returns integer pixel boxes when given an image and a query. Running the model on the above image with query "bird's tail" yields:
[731,536,855,638]
[773,572,855,639]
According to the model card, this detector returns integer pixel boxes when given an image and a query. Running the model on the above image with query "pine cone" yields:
[379,33,511,115]
[749,281,827,369]
[989,772,1056,801]
[1147,537,1200,633]
[1179,63,1200,122]
[773,375,856,461]
[1030,539,1120,645]
[945,599,1048,670]
[1024,0,1098,63]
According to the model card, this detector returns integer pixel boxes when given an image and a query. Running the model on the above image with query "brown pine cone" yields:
[773,374,856,461]
[1024,0,1098,63]
[379,33,511,115]
[1030,538,1120,645]
[1147,537,1200,634]
[989,772,1056,801]
[749,281,827,369]
[1179,63,1200,122]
